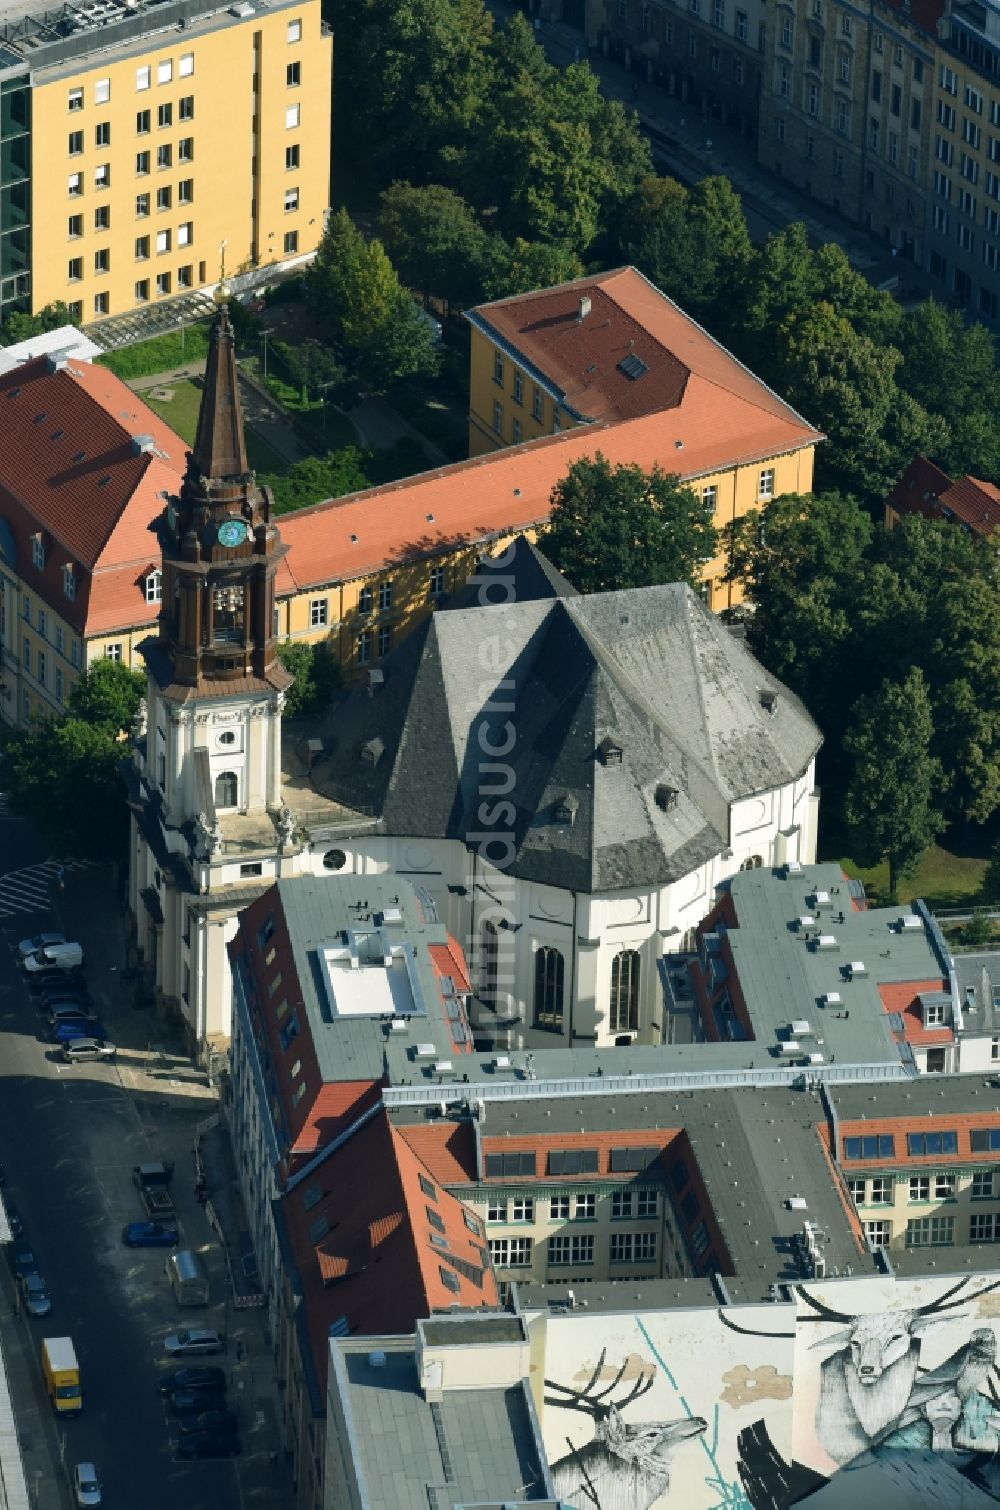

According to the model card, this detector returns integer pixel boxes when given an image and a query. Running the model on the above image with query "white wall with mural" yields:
[528,1272,1000,1509]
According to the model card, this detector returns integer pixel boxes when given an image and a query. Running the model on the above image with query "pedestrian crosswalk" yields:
[0,859,93,920]
[0,793,12,820]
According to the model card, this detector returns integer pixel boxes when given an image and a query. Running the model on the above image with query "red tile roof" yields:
[428,940,473,996]
[0,356,186,637]
[878,979,953,1046]
[881,0,944,38]
[470,266,819,430]
[289,1079,383,1163]
[283,1112,496,1392]
[394,1122,478,1184]
[889,454,1000,539]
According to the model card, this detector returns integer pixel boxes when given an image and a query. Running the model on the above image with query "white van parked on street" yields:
[24,943,83,974]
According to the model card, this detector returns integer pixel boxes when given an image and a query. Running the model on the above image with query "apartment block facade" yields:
[0,0,330,326]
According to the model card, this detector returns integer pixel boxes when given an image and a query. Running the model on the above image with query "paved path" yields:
[349,394,449,468]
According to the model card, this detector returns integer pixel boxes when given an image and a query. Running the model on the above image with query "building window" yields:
[214,771,238,808]
[512,418,522,445]
[95,122,111,147]
[843,1134,895,1159]
[906,1216,955,1247]
[22,638,29,672]
[493,399,503,435]
[610,1232,634,1263]
[489,1238,532,1267]
[157,187,172,212]
[972,1171,995,1199]
[286,144,300,171]
[549,1235,594,1266]
[68,255,85,282]
[549,1195,570,1220]
[136,151,150,175]
[179,180,194,204]
[511,1197,534,1223]
[157,145,172,170]
[285,104,301,130]
[487,1198,506,1222]
[178,222,193,247]
[178,97,195,123]
[781,16,792,47]
[95,205,110,231]
[68,172,83,197]
[284,188,300,213]
[356,629,372,665]
[909,1175,930,1202]
[358,585,373,616]
[758,467,775,498]
[907,1131,958,1156]
[377,624,392,659]
[136,193,150,218]
[575,1193,596,1220]
[37,652,46,688]
[869,1176,891,1204]
[288,17,302,40]
[533,947,564,1031]
[56,668,64,702]
[610,949,640,1033]
[137,66,151,91]
[179,51,194,77]
[688,33,697,56]
[92,292,109,316]
[971,1213,1000,1243]
[309,597,328,627]
[94,163,110,190]
[135,236,150,260]
[158,102,172,129]
[532,386,542,421]
[612,1190,634,1221]
[68,214,84,239]
[287,61,301,87]
[135,278,151,301]
[156,230,171,254]
[378,579,393,612]
[848,1178,866,1205]
[94,249,110,274]
[69,87,83,111]
[637,1189,657,1218]
[429,564,445,597]
[864,1220,891,1247]
[70,637,80,665]
[156,59,172,85]
[934,1174,956,1200]
[63,567,76,601]
[68,129,84,155]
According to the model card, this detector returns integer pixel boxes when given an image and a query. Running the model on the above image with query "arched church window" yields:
[215,770,238,809]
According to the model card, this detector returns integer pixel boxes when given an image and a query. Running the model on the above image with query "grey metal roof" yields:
[332,1336,551,1509]
[830,1073,1000,1124]
[445,536,578,612]
[311,584,822,895]
[274,875,461,1084]
[952,948,1000,1034]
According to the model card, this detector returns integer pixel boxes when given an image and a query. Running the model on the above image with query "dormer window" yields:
[655,782,678,812]
[62,563,76,601]
[31,534,45,571]
[145,568,162,604]
[598,736,623,766]
[759,690,779,715]
[553,795,578,826]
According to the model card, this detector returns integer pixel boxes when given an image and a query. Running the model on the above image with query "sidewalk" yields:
[0,1264,71,1510]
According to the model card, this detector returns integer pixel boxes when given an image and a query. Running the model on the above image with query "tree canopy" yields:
[540,454,718,594]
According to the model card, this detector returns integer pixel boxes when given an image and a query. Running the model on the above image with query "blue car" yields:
[49,1020,106,1045]
[122,1221,178,1248]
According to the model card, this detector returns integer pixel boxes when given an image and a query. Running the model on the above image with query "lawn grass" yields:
[97,322,212,380]
[141,377,289,476]
[240,354,355,452]
[833,843,989,910]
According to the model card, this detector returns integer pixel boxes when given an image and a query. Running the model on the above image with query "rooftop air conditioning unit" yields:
[389,1019,408,1033]
[849,960,867,978]
[415,1043,436,1060]
[494,1055,512,1071]
[780,1040,801,1056]
[816,935,838,950]
[808,1052,825,1065]
[812,890,831,908]
[786,861,803,876]
[900,915,922,930]
[434,1060,455,1076]
[382,907,403,925]
[797,915,816,930]
[823,991,842,1007]
[787,1196,808,1211]
[790,1020,813,1037]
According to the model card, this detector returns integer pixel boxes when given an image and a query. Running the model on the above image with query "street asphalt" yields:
[0,804,279,1510]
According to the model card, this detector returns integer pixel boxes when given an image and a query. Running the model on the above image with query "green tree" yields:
[894,300,1000,478]
[981,842,1000,906]
[68,658,146,735]
[727,222,820,371]
[263,450,374,513]
[4,718,132,860]
[277,640,343,718]
[486,237,584,298]
[843,668,944,899]
[0,302,73,345]
[540,454,718,594]
[306,211,439,386]
[379,182,496,308]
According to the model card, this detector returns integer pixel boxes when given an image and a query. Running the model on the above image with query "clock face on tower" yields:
[218,518,249,549]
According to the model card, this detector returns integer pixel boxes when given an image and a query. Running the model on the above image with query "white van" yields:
[25,943,83,974]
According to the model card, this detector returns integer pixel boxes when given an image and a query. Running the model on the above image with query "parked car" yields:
[62,1039,116,1064]
[4,1199,23,1237]
[163,1328,224,1357]
[174,1432,240,1459]
[73,1463,102,1507]
[19,1272,51,1317]
[24,943,83,975]
[10,1239,36,1278]
[176,1408,238,1435]
[167,1390,228,1417]
[122,1221,178,1248]
[49,1021,106,1045]
[159,1366,227,1395]
[39,993,94,1015]
[48,1004,99,1026]
[18,932,66,960]
[29,970,85,994]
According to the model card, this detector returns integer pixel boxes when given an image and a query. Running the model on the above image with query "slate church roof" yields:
[313,583,822,894]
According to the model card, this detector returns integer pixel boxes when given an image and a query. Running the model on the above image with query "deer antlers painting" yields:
[543,1349,707,1509]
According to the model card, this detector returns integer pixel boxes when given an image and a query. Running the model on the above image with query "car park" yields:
[122,1221,178,1248]
[174,1432,240,1459]
[176,1408,238,1435]
[19,1272,51,1317]
[18,933,66,960]
[73,1463,102,1507]
[10,1240,36,1279]
[167,1389,227,1417]
[163,1328,224,1357]
[62,1039,116,1064]
[159,1365,227,1395]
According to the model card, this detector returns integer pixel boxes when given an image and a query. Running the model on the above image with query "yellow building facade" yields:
[16,0,330,325]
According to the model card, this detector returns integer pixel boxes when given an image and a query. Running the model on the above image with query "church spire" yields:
[192,301,249,482]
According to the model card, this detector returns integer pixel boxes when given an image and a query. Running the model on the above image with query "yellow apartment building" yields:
[0,0,330,328]
[466,267,823,608]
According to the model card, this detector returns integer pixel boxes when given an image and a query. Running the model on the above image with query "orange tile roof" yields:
[470,266,820,430]
[394,1122,478,1184]
[878,979,953,1047]
[0,356,186,637]
[428,940,473,996]
[889,454,1000,540]
[289,1079,383,1161]
[283,1112,496,1392]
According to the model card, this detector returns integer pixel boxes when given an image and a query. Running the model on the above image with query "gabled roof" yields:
[311,582,822,894]
[446,534,578,611]
[282,1111,497,1392]
[468,266,821,432]
[0,355,185,635]
[889,454,1000,538]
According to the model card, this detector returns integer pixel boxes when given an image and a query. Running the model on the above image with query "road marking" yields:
[0,859,94,920]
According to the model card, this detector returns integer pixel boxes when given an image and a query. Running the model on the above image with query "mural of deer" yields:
[797,1276,1000,1464]
[543,1348,707,1510]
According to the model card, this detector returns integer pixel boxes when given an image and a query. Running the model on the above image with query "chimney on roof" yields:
[45,349,73,374]
[132,434,157,456]
[578,295,592,323]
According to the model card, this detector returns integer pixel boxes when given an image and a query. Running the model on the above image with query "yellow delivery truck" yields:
[42,1337,81,1415]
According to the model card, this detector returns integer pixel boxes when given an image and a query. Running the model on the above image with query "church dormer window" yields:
[598,736,623,766]
[145,568,162,604]
[212,583,245,643]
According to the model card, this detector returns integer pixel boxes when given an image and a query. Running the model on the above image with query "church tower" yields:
[129,297,295,1054]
